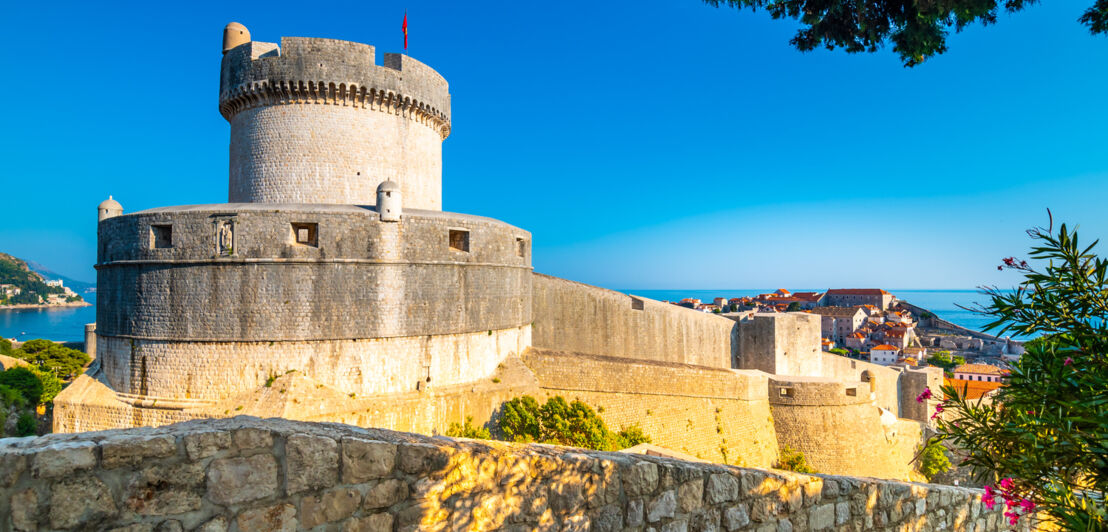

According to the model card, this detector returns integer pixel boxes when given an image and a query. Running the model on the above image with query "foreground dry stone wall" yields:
[0,417,1029,532]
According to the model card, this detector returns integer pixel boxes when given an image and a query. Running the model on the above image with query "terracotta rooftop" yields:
[872,345,899,351]
[953,363,1005,375]
[827,289,891,296]
[945,378,1003,400]
[809,306,865,317]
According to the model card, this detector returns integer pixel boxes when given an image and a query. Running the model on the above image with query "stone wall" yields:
[767,378,925,480]
[220,37,450,208]
[734,314,822,377]
[0,417,1032,531]
[522,349,780,468]
[531,274,737,368]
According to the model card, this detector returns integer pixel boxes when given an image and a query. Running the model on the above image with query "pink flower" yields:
[931,404,944,420]
[1000,478,1014,490]
[1020,499,1036,513]
[983,488,997,510]
[1005,511,1020,525]
[916,388,932,403]
[1064,357,1073,366]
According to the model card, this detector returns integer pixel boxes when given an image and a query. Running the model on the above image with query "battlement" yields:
[220,36,450,138]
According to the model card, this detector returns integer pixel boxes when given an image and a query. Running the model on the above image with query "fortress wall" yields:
[898,367,944,425]
[768,378,925,480]
[228,104,442,208]
[531,274,736,368]
[5,417,1026,532]
[97,207,531,342]
[736,314,822,376]
[818,353,903,414]
[522,349,779,468]
[96,325,530,401]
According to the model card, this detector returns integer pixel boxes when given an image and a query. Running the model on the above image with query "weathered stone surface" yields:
[364,478,409,509]
[725,504,751,531]
[397,442,450,475]
[206,454,278,505]
[627,498,645,527]
[126,485,202,516]
[237,503,297,531]
[184,430,232,460]
[49,474,118,529]
[286,433,340,494]
[233,427,273,450]
[662,518,689,532]
[156,520,185,532]
[0,452,27,487]
[808,503,835,530]
[194,516,229,532]
[835,501,850,525]
[562,513,590,532]
[647,489,677,523]
[624,462,660,496]
[101,435,177,469]
[777,518,793,532]
[343,512,394,532]
[678,478,704,512]
[301,487,361,528]
[706,473,739,505]
[342,437,397,483]
[33,441,97,478]
[592,503,623,532]
[11,488,38,531]
[107,524,154,532]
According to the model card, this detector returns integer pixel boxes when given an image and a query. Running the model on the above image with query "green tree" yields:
[828,347,849,356]
[0,368,44,405]
[614,425,652,449]
[14,339,89,379]
[15,413,36,437]
[497,395,652,451]
[786,302,801,312]
[499,396,542,443]
[0,337,11,356]
[933,219,1107,529]
[34,368,63,403]
[704,0,1108,67]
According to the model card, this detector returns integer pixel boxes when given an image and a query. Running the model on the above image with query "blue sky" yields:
[1,0,1105,289]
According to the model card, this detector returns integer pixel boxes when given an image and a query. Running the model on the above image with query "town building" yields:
[869,344,900,365]
[824,288,896,310]
[808,306,866,344]
[952,363,1007,383]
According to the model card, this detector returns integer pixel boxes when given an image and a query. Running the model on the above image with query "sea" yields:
[0,289,1015,343]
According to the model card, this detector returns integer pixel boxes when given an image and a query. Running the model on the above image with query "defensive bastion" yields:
[55,24,943,484]
[0,417,1026,531]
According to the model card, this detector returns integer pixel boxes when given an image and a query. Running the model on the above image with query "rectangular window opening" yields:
[150,224,173,249]
[845,387,857,397]
[292,223,318,247]
[449,229,470,252]
[779,387,794,397]
[516,237,527,258]
[630,297,645,311]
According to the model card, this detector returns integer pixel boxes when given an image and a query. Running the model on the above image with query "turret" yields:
[377,180,401,222]
[222,22,250,54]
[98,196,122,222]
[219,24,451,209]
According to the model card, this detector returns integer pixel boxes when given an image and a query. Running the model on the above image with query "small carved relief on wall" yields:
[216,220,235,256]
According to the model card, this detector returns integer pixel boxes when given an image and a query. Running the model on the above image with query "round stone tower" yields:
[98,196,122,222]
[219,25,451,209]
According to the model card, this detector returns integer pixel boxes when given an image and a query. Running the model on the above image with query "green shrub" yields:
[15,413,36,437]
[0,337,11,356]
[14,339,89,379]
[934,220,1107,529]
[445,416,491,439]
[776,446,816,473]
[0,368,43,404]
[498,395,652,451]
[918,440,952,481]
[828,348,849,356]
[32,369,62,404]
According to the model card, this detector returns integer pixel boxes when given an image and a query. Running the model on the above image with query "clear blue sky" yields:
[2,0,1105,289]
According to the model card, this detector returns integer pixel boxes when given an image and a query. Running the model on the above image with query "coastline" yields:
[0,301,92,311]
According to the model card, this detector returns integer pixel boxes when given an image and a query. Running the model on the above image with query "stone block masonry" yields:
[0,417,1033,531]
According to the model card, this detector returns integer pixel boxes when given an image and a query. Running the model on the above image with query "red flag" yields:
[402,12,408,50]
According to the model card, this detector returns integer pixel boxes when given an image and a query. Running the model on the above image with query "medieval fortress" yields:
[54,24,943,482]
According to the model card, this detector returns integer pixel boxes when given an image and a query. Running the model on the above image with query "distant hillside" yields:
[0,253,83,305]
[26,261,94,294]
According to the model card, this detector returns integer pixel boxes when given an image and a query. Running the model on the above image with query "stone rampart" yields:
[522,349,779,467]
[220,38,450,208]
[735,314,822,377]
[768,377,925,480]
[531,274,737,368]
[0,417,1030,531]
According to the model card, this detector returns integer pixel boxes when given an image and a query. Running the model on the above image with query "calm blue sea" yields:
[0,294,97,343]
[619,289,1017,338]
[0,289,1014,343]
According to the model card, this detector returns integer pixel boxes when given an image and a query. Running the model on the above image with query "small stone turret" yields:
[98,196,122,222]
[377,180,401,222]
[222,22,250,54]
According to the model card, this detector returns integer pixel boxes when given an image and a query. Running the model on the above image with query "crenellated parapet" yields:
[219,38,450,138]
